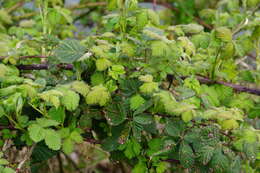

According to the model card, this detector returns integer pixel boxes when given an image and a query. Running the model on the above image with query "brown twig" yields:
[16,64,73,70]
[0,125,16,130]
[195,75,260,96]
[57,153,64,173]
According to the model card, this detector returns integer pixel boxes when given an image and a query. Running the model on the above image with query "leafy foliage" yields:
[0,0,260,172]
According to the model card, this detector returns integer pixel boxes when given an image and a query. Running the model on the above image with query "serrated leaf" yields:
[133,114,153,125]
[165,119,184,137]
[86,85,110,106]
[58,87,80,111]
[198,146,215,165]
[70,131,83,143]
[179,142,194,168]
[105,103,127,126]
[133,99,153,116]
[36,118,60,127]
[71,81,90,97]
[48,107,65,124]
[62,138,74,154]
[130,94,145,110]
[54,39,85,63]
[44,129,61,150]
[28,124,46,142]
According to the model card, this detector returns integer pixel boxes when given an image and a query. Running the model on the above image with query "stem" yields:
[16,64,73,70]
[57,153,64,173]
[211,44,222,80]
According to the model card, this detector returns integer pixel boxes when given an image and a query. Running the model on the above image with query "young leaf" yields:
[58,88,80,111]
[44,129,61,150]
[28,124,46,142]
[130,94,145,110]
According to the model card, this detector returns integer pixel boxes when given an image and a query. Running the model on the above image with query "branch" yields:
[195,75,260,96]
[16,64,73,70]
[0,125,16,130]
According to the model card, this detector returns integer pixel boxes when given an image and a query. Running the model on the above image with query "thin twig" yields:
[195,75,260,96]
[16,64,73,70]
[0,125,16,130]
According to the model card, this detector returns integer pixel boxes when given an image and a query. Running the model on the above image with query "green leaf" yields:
[124,139,141,159]
[133,99,153,116]
[28,124,46,142]
[91,72,105,86]
[130,94,146,110]
[96,58,112,71]
[105,103,127,126]
[133,159,147,173]
[2,167,15,173]
[181,110,193,123]
[210,150,229,172]
[54,39,85,63]
[36,118,60,127]
[133,114,153,125]
[0,159,9,165]
[165,119,184,137]
[71,81,90,97]
[59,88,80,111]
[48,107,65,124]
[179,142,194,168]
[198,146,215,165]
[86,85,110,106]
[70,131,83,143]
[62,138,74,154]
[44,129,61,150]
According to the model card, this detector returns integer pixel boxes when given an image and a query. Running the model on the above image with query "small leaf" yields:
[130,94,145,110]
[133,99,153,116]
[71,81,90,97]
[28,124,46,142]
[36,118,60,127]
[70,131,83,143]
[59,88,80,111]
[62,138,74,154]
[86,85,110,106]
[133,114,153,125]
[54,39,85,63]
[44,129,61,150]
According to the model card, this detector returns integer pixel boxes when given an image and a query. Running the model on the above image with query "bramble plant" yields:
[0,0,260,172]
